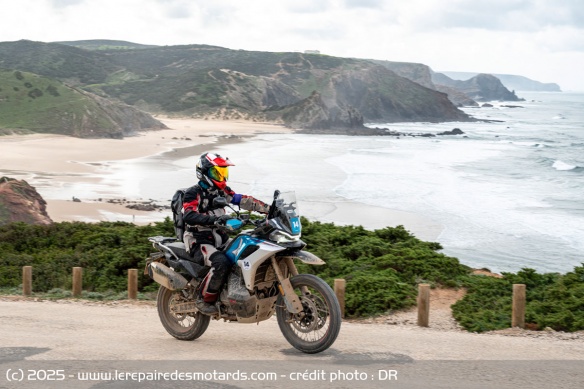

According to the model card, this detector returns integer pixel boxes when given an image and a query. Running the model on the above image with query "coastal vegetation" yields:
[0,218,581,333]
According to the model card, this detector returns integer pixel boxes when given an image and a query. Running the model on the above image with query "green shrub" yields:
[0,219,174,293]
[1,218,582,332]
[453,266,584,332]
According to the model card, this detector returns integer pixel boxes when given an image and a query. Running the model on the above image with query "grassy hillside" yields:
[0,69,165,137]
[0,40,470,124]
[0,40,120,85]
[0,69,117,135]
[54,39,159,51]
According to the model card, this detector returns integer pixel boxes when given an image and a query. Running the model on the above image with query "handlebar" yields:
[213,215,267,231]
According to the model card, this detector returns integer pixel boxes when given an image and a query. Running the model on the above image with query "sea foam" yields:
[552,160,577,171]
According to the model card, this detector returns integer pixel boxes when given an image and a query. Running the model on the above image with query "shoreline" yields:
[1,118,290,224]
[2,117,444,241]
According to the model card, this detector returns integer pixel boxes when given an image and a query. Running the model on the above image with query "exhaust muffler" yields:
[149,262,188,291]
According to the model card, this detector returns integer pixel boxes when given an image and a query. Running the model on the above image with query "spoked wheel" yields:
[276,274,341,354]
[156,285,210,341]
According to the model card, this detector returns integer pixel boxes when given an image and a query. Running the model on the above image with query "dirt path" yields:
[0,298,582,388]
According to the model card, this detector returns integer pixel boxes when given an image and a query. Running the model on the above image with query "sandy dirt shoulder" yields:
[0,297,582,371]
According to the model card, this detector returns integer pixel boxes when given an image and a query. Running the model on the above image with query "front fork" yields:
[283,257,310,296]
[271,257,304,314]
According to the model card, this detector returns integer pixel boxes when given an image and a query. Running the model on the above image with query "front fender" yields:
[280,250,326,266]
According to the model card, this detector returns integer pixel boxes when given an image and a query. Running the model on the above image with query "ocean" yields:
[38,92,584,274]
[214,92,584,274]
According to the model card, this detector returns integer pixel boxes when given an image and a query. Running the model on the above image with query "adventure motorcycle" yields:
[145,190,341,354]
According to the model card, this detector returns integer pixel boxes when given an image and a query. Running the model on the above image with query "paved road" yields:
[0,299,582,388]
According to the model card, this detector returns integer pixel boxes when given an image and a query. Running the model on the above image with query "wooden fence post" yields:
[417,284,430,327]
[512,284,526,328]
[72,267,82,297]
[23,266,32,296]
[334,279,346,318]
[128,269,138,300]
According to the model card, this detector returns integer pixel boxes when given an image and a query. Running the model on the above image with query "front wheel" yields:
[156,285,210,341]
[276,274,341,354]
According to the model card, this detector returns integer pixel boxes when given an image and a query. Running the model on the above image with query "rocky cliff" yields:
[75,90,169,138]
[434,84,479,107]
[270,91,364,130]
[377,61,524,104]
[0,177,52,225]
[440,71,562,92]
[432,73,522,102]
[375,60,478,107]
[371,60,436,89]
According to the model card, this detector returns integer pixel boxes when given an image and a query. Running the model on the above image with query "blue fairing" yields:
[225,235,262,263]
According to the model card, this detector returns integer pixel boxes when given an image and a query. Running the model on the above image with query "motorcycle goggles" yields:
[208,166,229,182]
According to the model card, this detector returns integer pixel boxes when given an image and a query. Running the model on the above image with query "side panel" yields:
[225,235,261,264]
[237,241,286,289]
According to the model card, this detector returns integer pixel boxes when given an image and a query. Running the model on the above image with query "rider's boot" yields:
[195,291,218,315]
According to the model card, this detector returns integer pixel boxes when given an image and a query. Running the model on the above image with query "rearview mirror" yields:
[213,197,228,207]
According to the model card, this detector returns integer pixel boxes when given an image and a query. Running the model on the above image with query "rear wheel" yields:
[276,274,341,354]
[156,285,210,341]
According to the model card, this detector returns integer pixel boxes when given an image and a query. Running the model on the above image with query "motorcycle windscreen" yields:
[276,191,301,236]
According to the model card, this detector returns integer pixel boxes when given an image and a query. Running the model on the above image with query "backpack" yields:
[171,188,187,241]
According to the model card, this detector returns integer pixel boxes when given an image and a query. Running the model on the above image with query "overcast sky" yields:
[1,0,583,91]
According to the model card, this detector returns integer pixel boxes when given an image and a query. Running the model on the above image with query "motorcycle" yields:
[145,190,341,354]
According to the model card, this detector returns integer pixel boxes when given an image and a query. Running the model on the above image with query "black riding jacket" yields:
[182,182,269,228]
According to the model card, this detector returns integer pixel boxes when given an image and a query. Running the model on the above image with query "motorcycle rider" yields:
[182,152,269,315]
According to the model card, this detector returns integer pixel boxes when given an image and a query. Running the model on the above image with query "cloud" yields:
[410,0,584,32]
[0,0,582,89]
[342,0,385,9]
[285,0,331,14]
[288,26,346,41]
[165,4,194,19]
[534,26,584,53]
[49,0,85,8]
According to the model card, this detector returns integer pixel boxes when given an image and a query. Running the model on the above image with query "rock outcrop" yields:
[325,65,470,123]
[374,60,479,107]
[77,90,168,138]
[432,73,522,102]
[371,60,436,89]
[0,177,52,225]
[275,91,364,130]
[377,62,524,104]
[434,84,479,107]
[439,71,562,92]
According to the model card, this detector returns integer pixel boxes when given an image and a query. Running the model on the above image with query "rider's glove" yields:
[214,214,233,226]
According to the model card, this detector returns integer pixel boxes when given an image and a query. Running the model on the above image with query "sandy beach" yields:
[0,118,287,221]
[0,117,289,173]
[1,117,442,240]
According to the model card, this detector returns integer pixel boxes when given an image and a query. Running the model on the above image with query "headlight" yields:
[269,230,300,243]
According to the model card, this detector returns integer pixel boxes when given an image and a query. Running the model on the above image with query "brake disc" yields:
[291,296,319,333]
